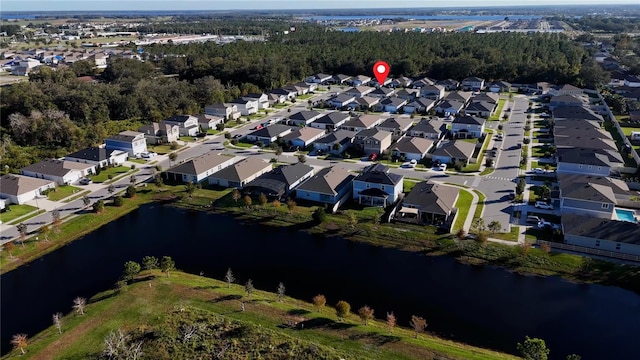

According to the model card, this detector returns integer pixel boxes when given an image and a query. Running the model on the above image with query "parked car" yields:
[438,164,447,171]
[79,177,92,185]
[139,152,157,159]
[534,201,554,210]
[531,168,546,174]
[526,215,542,224]
[368,153,378,161]
[402,160,417,168]
[537,221,561,230]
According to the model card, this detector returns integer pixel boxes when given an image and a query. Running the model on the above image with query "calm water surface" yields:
[2,204,639,359]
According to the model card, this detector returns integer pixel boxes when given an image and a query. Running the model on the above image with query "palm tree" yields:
[11,333,28,354]
[39,224,51,242]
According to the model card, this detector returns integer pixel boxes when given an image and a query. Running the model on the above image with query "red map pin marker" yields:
[373,60,390,85]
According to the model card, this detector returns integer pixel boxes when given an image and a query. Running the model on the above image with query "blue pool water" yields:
[615,208,637,222]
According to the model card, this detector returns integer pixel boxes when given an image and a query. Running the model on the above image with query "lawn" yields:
[403,179,419,193]
[91,166,130,183]
[148,143,184,155]
[531,161,557,170]
[233,141,256,148]
[461,133,490,173]
[489,98,507,121]
[179,136,197,142]
[452,189,473,232]
[46,185,83,201]
[206,129,221,135]
[0,204,38,224]
[488,226,520,242]
[604,120,638,167]
[297,93,313,100]
[472,189,486,220]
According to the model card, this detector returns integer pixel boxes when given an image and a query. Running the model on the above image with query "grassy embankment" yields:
[2,270,517,360]
[3,184,640,295]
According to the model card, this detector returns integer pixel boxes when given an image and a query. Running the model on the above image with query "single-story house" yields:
[396,181,459,226]
[344,85,375,98]
[307,73,333,84]
[64,147,128,168]
[430,140,476,165]
[309,112,351,131]
[352,163,404,207]
[464,101,496,118]
[562,214,640,256]
[196,114,225,130]
[391,137,435,161]
[404,98,435,114]
[328,94,356,108]
[488,81,512,93]
[313,130,356,154]
[556,148,624,177]
[395,88,421,101]
[246,125,295,145]
[451,115,486,138]
[295,166,355,211]
[548,95,587,110]
[105,130,147,157]
[269,88,297,100]
[435,100,465,116]
[369,87,395,99]
[138,122,179,145]
[332,74,352,84]
[165,152,236,183]
[268,92,287,104]
[204,103,241,120]
[340,114,383,132]
[0,174,56,205]
[350,96,380,110]
[472,92,500,105]
[559,177,617,219]
[20,159,96,185]
[377,116,414,140]
[408,118,447,139]
[208,157,272,188]
[444,91,473,105]
[351,75,372,86]
[243,162,315,199]
[282,127,327,148]
[390,76,413,88]
[549,84,583,97]
[412,78,436,88]
[288,110,323,126]
[163,115,200,136]
[552,106,603,123]
[376,97,408,113]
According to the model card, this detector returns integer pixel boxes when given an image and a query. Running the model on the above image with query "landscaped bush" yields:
[523,138,531,144]
[113,196,124,207]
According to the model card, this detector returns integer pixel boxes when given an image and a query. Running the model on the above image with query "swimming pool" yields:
[615,208,637,223]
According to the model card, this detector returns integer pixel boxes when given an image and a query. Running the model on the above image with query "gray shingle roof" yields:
[296,166,355,196]
[402,181,459,216]
[65,147,117,162]
[432,140,476,159]
[248,125,295,138]
[453,115,486,125]
[562,214,640,245]
[289,110,322,121]
[314,112,350,125]
[168,153,233,176]
[393,137,434,155]
[0,174,55,196]
[21,159,94,177]
[315,130,355,145]
[354,163,402,186]
[378,117,413,131]
[209,157,270,183]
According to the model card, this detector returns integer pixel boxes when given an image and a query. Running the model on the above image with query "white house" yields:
[64,147,128,168]
[205,103,241,120]
[231,98,259,115]
[138,122,180,145]
[344,86,375,98]
[105,131,147,157]
[0,174,56,205]
[451,115,486,138]
[244,93,270,110]
[163,115,200,136]
[196,114,225,130]
[165,152,236,183]
[20,159,95,185]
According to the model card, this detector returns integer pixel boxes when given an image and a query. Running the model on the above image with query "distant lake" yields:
[2,204,640,359]
[305,15,542,21]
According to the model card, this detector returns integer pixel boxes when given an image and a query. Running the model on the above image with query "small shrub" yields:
[113,196,124,207]
[230,139,239,145]
[130,164,136,170]
[523,138,531,144]
[107,174,114,180]
[170,142,179,150]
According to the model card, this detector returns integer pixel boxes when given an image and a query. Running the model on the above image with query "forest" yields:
[0,27,608,172]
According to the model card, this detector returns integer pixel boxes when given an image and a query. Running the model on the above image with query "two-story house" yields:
[461,77,485,91]
[451,115,485,138]
[196,114,225,130]
[309,112,351,131]
[352,163,403,207]
[295,166,355,212]
[231,97,259,116]
[340,114,383,132]
[163,115,200,136]
[205,103,241,120]
[408,118,447,139]
[355,128,393,156]
[244,93,270,110]
[377,117,414,140]
[138,122,180,145]
[395,88,421,101]
[105,130,147,157]
[419,84,445,100]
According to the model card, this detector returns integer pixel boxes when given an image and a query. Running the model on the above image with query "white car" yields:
[531,168,546,174]
[534,201,554,210]
[140,152,157,159]
[537,221,561,230]
[402,161,416,168]
[438,164,447,171]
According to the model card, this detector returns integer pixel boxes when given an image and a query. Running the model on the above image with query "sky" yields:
[1,0,638,12]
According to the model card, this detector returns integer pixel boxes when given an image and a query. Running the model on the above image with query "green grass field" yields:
[452,189,473,232]
[46,185,82,201]
[489,99,507,121]
[0,204,38,224]
[91,166,130,183]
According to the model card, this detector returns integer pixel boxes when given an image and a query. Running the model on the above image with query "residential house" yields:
[404,98,436,114]
[208,157,272,188]
[268,92,287,105]
[558,173,631,211]
[412,78,436,88]
[244,93,270,110]
[310,112,350,131]
[624,75,640,88]
[282,127,327,149]
[435,100,465,117]
[20,159,95,185]
[205,103,241,120]
[408,118,447,139]
[419,85,445,100]
[307,73,333,84]
[371,77,392,87]
[390,76,413,88]
[377,117,414,140]
[288,110,323,126]
[64,147,128,168]
[269,88,297,100]
[549,84,583,96]
[284,84,308,96]
[461,77,485,91]
[327,94,356,108]
[556,148,624,176]
[561,214,640,256]
[376,97,408,113]
[105,131,147,157]
[351,96,380,110]
[430,140,476,165]
[369,87,395,99]
[312,129,354,154]
[340,114,383,132]
[0,174,56,205]
[451,115,486,138]
[552,106,604,123]
[559,178,617,219]
[396,181,459,226]
[351,75,372,86]
[488,81,512,93]
[391,137,434,161]
[444,91,473,105]
[548,95,587,110]
[344,85,375,98]
[355,128,393,156]
[555,133,618,153]
[196,114,224,130]
[395,88,421,101]
[245,125,295,145]
[295,166,356,211]
[243,162,315,199]
[352,163,403,207]
[231,97,259,116]
[165,152,236,183]
[436,79,460,91]
[472,92,500,105]
[138,122,179,145]
[464,101,496,118]
[163,115,199,136]
[332,74,352,84]
[295,82,317,93]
